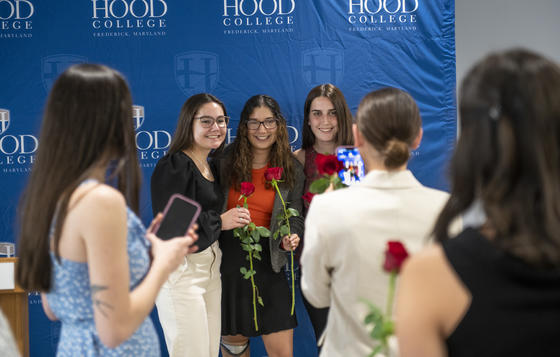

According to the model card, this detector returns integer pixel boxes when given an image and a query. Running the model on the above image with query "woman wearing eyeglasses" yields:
[216,95,305,357]
[151,93,251,357]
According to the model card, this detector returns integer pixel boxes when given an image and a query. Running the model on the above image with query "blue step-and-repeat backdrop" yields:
[0,0,456,355]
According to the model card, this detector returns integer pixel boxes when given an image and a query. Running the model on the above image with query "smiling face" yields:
[247,106,278,152]
[192,101,227,151]
[309,96,338,144]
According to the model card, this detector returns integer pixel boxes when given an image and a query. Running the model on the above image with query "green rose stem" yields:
[385,270,397,318]
[271,181,296,316]
[243,196,259,331]
[236,194,265,331]
[248,249,258,331]
[364,242,409,357]
[244,196,259,331]
[381,270,398,355]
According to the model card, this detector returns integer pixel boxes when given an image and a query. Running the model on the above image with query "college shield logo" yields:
[132,105,145,130]
[41,54,88,92]
[174,51,219,96]
[302,48,344,87]
[0,109,9,135]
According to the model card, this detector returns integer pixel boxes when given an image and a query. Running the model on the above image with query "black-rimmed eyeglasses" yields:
[246,118,278,131]
[195,116,229,128]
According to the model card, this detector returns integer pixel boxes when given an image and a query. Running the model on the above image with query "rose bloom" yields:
[302,192,315,205]
[316,153,345,176]
[383,241,409,273]
[265,167,283,181]
[240,182,255,197]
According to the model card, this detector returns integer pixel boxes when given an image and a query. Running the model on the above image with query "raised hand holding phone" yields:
[147,194,201,274]
[154,194,201,240]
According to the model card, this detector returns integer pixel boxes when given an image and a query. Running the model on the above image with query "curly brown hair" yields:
[224,95,295,190]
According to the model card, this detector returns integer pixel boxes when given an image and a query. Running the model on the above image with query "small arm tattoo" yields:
[90,284,114,318]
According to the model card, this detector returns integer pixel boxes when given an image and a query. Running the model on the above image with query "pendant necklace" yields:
[187,151,213,181]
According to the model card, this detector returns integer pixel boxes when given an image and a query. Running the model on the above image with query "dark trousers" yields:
[301,286,329,350]
[290,261,329,353]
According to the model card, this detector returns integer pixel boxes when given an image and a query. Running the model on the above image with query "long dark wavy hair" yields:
[17,64,141,291]
[433,49,560,268]
[168,93,227,156]
[301,83,354,150]
[222,95,295,189]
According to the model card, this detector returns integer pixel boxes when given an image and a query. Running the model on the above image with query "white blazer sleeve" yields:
[301,196,332,308]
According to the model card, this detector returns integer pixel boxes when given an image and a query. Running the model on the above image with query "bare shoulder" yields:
[70,182,127,228]
[293,148,305,165]
[401,244,448,282]
[74,183,125,211]
[405,244,445,267]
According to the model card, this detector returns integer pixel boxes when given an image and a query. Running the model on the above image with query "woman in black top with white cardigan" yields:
[151,94,250,357]
[396,49,560,356]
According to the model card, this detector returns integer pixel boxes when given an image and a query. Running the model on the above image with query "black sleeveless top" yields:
[442,228,560,356]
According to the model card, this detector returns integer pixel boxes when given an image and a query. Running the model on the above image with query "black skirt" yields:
[220,230,297,337]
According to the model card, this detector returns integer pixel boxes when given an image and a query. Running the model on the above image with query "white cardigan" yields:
[301,170,455,357]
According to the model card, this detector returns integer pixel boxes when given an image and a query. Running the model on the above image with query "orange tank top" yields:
[227,166,276,229]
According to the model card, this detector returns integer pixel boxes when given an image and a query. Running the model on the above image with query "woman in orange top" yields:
[216,95,305,357]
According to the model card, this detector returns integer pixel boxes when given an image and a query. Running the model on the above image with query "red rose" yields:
[302,192,315,204]
[316,154,345,176]
[383,241,409,273]
[240,182,255,197]
[265,167,283,181]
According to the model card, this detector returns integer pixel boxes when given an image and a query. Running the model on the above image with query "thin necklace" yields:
[186,150,213,180]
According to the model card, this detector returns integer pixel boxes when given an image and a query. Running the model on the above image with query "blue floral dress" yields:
[46,207,160,356]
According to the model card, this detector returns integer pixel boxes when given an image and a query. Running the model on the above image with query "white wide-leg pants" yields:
[156,241,222,357]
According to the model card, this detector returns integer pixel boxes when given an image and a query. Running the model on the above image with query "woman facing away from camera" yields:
[16,64,197,356]
[216,95,304,357]
[301,87,458,357]
[396,49,560,357]
[151,93,250,357]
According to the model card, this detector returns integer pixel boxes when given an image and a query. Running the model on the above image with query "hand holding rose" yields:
[281,233,300,251]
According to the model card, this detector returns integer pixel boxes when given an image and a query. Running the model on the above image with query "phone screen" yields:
[155,194,201,240]
[336,146,365,185]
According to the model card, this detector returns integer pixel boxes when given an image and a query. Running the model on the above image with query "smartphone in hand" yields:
[336,146,365,185]
[154,194,201,240]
